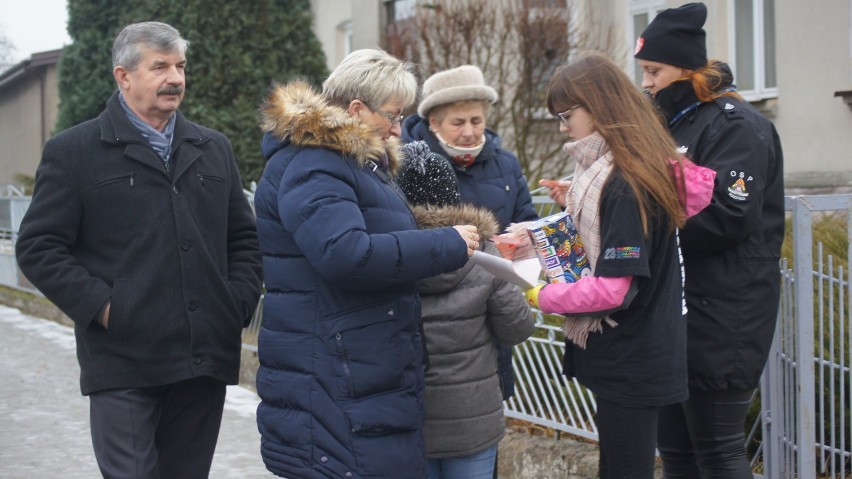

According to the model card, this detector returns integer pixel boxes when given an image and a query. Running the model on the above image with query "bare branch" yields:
[0,28,18,72]
[385,0,622,185]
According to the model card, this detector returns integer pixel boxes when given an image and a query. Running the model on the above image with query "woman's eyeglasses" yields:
[358,99,404,126]
[556,105,582,125]
[375,109,405,127]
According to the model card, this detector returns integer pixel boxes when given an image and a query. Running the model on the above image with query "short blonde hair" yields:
[322,49,417,110]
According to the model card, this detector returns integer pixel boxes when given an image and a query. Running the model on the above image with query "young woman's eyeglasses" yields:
[556,105,582,125]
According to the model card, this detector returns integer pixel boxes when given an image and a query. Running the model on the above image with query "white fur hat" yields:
[417,65,498,118]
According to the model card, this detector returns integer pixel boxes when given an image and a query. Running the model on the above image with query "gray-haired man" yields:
[16,21,262,478]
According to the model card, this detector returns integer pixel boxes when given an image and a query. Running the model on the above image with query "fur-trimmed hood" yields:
[412,203,499,240]
[413,203,500,294]
[260,80,403,173]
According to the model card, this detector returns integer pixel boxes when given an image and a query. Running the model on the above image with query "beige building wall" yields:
[0,52,61,186]
[311,0,384,71]
[772,0,852,190]
[351,0,384,50]
[311,0,356,71]
[606,0,852,191]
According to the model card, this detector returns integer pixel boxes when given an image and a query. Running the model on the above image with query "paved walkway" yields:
[0,304,275,478]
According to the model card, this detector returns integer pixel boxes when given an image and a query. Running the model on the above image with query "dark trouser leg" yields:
[594,396,659,479]
[658,400,700,478]
[155,376,226,479]
[492,447,499,479]
[90,386,162,479]
[494,344,513,478]
[658,387,754,479]
[89,377,226,479]
[496,345,514,400]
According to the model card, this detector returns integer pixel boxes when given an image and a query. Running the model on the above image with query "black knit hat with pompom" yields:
[397,141,461,207]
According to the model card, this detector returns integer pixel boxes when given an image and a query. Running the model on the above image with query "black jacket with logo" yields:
[655,66,784,390]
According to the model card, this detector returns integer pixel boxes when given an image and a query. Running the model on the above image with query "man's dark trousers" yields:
[89,376,227,479]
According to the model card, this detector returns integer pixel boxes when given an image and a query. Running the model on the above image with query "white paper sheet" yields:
[470,250,542,289]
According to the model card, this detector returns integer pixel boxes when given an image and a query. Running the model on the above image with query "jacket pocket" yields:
[107,279,132,345]
[197,173,226,187]
[218,275,246,325]
[344,392,421,435]
[93,173,136,189]
[342,393,422,476]
[327,302,404,399]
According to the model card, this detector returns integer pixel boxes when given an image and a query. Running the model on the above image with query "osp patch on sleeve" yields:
[603,246,641,260]
[726,169,754,201]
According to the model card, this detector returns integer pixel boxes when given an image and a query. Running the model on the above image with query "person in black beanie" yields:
[635,3,785,478]
[398,141,534,479]
[634,2,707,70]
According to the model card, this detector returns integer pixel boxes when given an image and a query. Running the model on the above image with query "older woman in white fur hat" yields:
[402,65,537,233]
[401,64,539,478]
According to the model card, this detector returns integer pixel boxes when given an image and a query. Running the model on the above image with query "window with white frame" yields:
[728,0,777,100]
[337,20,353,60]
[385,0,416,21]
[628,0,666,85]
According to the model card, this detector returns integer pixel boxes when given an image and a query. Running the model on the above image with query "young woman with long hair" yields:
[526,52,701,479]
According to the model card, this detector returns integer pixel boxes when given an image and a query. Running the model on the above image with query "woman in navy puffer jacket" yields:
[254,49,479,479]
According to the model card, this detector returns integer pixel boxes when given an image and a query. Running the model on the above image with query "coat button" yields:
[387,309,394,317]
[700,299,708,307]
[193,356,202,365]
[320,456,328,463]
[181,240,191,251]
[187,300,199,311]
[345,473,352,478]
[173,185,180,195]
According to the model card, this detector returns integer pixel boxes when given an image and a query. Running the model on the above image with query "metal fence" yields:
[2,188,851,478]
[0,187,34,293]
[760,195,852,479]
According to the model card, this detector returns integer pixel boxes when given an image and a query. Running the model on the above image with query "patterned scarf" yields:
[561,131,618,348]
[118,92,176,168]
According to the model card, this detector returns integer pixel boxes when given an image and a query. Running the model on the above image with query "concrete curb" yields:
[0,285,609,479]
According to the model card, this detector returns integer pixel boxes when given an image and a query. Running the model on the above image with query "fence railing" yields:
[0,191,35,293]
[2,189,850,478]
[760,195,852,479]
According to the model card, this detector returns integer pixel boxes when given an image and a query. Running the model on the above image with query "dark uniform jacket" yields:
[254,81,470,479]
[656,65,785,390]
[15,91,263,396]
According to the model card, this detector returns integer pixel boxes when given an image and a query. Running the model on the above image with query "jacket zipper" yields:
[197,174,225,186]
[94,173,136,189]
[335,332,354,397]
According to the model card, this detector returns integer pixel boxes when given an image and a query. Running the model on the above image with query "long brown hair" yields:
[546,52,686,233]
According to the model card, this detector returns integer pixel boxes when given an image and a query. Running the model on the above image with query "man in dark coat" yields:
[15,21,262,479]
